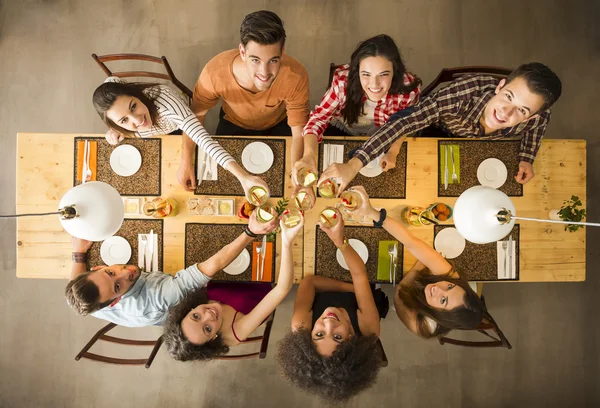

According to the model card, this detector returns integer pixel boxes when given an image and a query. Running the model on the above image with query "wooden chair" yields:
[213,309,277,360]
[437,296,512,349]
[91,53,193,102]
[75,322,163,368]
[421,65,512,98]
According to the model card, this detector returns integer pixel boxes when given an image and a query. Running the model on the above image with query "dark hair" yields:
[397,269,484,338]
[240,10,286,48]
[341,34,421,126]
[277,329,381,403]
[505,62,562,112]
[92,81,161,137]
[163,288,229,361]
[65,272,112,315]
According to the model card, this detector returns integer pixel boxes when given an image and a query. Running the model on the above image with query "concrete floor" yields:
[1,1,599,407]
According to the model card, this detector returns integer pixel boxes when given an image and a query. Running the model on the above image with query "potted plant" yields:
[549,195,586,232]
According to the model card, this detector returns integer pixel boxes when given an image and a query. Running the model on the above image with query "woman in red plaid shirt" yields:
[293,34,421,194]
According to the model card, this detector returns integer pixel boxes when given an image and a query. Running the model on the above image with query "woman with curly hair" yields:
[350,186,485,338]
[163,213,304,361]
[92,78,268,194]
[277,208,387,402]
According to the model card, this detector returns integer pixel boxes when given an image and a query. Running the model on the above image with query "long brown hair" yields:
[341,34,421,126]
[92,81,161,137]
[397,269,484,338]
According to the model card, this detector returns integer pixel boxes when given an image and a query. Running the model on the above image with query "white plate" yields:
[110,145,142,177]
[241,142,274,174]
[477,158,507,189]
[434,228,466,259]
[223,248,251,275]
[336,239,369,270]
[100,236,132,265]
[359,154,383,178]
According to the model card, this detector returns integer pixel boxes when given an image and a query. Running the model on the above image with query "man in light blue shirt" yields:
[65,212,277,327]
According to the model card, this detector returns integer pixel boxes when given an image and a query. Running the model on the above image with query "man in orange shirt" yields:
[178,10,310,191]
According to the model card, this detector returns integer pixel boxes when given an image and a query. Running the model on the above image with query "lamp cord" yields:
[0,211,61,218]
[512,216,600,227]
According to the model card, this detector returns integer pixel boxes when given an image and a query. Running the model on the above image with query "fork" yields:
[387,244,395,284]
[450,145,458,184]
[501,240,508,278]
[255,244,262,281]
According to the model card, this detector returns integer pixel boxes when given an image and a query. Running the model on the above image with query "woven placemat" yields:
[73,137,161,196]
[317,140,407,199]
[86,219,164,270]
[314,225,403,283]
[433,224,520,281]
[438,140,522,197]
[185,223,276,282]
[194,138,286,197]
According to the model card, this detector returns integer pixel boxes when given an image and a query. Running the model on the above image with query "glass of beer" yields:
[317,178,340,199]
[256,203,276,223]
[294,190,314,210]
[296,167,318,187]
[340,190,361,211]
[247,186,269,206]
[281,207,303,228]
[143,197,179,218]
[319,206,340,228]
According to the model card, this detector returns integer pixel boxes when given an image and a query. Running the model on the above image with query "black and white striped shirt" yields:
[105,77,234,168]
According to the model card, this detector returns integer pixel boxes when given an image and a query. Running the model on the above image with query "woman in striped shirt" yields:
[92,78,268,195]
[293,35,421,193]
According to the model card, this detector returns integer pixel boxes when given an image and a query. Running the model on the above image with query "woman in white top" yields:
[92,78,268,194]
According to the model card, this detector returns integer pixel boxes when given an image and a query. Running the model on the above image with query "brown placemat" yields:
[438,140,522,197]
[433,224,520,281]
[314,225,403,283]
[86,219,164,270]
[194,138,286,197]
[73,137,162,196]
[317,140,407,199]
[185,223,276,282]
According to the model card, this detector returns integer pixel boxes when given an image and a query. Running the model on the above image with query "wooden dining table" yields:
[16,133,586,283]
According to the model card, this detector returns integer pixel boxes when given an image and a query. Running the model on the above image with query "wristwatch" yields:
[335,236,349,250]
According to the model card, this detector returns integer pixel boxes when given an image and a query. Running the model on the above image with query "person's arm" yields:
[352,186,452,276]
[319,209,380,337]
[234,215,305,340]
[197,211,278,277]
[515,110,550,184]
[70,237,92,280]
[394,287,420,334]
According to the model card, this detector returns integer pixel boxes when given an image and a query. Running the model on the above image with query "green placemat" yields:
[439,144,461,184]
[377,240,399,281]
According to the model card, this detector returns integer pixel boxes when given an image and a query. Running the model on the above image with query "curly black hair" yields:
[163,288,229,361]
[276,328,381,403]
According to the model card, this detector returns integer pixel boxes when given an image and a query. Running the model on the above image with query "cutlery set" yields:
[138,230,156,272]
[498,235,514,279]
[442,145,459,190]
[255,235,267,281]
[387,243,398,284]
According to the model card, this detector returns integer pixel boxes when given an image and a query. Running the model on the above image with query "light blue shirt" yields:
[91,264,210,327]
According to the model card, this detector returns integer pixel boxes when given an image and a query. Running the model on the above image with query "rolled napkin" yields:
[322,144,344,170]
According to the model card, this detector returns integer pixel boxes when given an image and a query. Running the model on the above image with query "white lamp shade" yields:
[453,186,516,244]
[58,181,124,242]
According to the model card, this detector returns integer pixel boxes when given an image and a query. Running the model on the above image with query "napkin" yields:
[377,240,397,281]
[138,233,159,272]
[439,144,460,184]
[252,242,273,282]
[496,240,516,279]
[76,140,97,182]
[323,144,345,170]
[197,147,218,182]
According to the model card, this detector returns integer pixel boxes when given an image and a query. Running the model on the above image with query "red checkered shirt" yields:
[353,74,552,165]
[302,64,420,141]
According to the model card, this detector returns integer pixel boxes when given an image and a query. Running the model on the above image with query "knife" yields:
[146,230,154,273]
[508,234,513,279]
[444,145,448,190]
[82,141,88,184]
[260,235,267,280]
[197,150,207,185]
[393,242,398,286]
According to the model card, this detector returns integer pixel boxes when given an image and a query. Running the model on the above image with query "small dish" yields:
[359,154,383,178]
[223,249,251,275]
[477,158,508,189]
[123,198,141,214]
[100,236,132,265]
[434,228,466,259]
[238,201,256,219]
[214,199,235,216]
[241,142,274,174]
[336,239,369,270]
[110,144,142,177]
[428,202,453,222]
